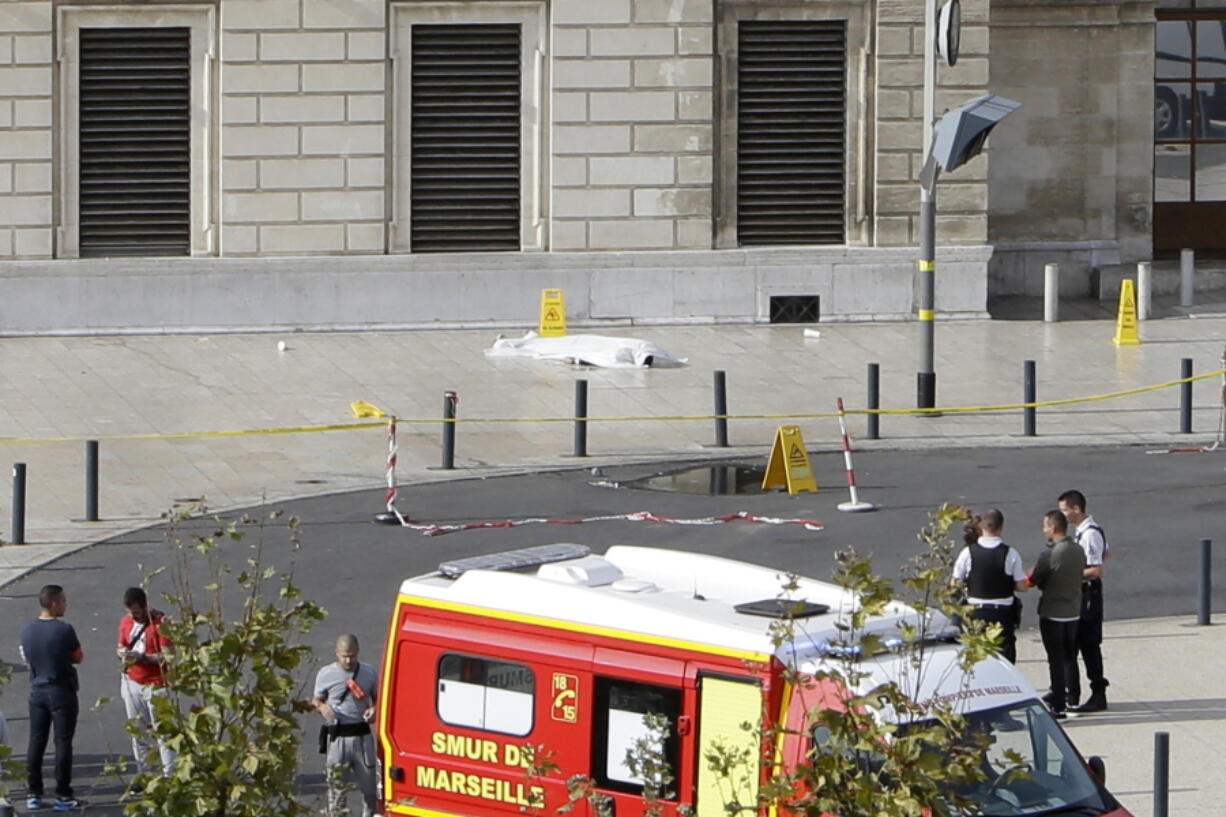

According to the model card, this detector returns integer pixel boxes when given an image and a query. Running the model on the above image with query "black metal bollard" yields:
[1199,538,1212,626]
[713,370,728,448]
[1180,358,1193,434]
[12,462,26,545]
[86,440,100,522]
[573,379,589,458]
[867,363,880,440]
[441,391,457,470]
[1154,731,1170,817]
[1023,360,1036,437]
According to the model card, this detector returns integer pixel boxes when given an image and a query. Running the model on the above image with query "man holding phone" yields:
[313,634,378,817]
[116,586,175,780]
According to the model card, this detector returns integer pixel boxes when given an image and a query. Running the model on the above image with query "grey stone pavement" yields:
[0,291,1224,816]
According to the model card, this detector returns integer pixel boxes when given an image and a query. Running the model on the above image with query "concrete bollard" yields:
[1023,360,1037,437]
[12,462,26,544]
[1043,263,1059,322]
[866,363,880,440]
[441,391,457,470]
[1137,261,1152,320]
[1154,731,1170,817]
[1181,248,1194,307]
[573,379,589,458]
[86,439,100,522]
[1199,538,1212,626]
[713,370,728,448]
[1181,358,1194,434]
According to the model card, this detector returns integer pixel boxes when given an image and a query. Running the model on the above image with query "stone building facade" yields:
[0,0,1161,332]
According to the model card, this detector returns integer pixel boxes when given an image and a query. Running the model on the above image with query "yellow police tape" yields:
[0,369,1222,445]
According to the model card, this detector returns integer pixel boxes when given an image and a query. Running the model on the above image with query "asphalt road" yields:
[0,444,1223,813]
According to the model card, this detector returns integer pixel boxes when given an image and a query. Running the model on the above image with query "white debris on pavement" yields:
[485,331,688,368]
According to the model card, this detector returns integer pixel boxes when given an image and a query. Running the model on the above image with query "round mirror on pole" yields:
[937,0,961,67]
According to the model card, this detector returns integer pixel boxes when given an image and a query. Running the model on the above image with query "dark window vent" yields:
[769,294,820,323]
[734,599,831,619]
[736,20,846,247]
[79,27,191,258]
[411,24,521,253]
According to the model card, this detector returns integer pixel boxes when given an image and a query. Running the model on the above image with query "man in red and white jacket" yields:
[116,587,175,778]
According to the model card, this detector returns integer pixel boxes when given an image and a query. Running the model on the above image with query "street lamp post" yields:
[918,0,939,411]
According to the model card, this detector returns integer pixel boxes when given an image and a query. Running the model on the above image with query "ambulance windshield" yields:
[942,701,1115,816]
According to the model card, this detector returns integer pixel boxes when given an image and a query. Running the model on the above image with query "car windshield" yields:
[938,700,1114,816]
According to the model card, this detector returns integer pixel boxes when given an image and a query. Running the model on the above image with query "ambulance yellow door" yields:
[694,675,762,817]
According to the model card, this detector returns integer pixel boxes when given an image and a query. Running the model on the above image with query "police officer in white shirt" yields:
[951,508,1031,663]
[1057,490,1109,713]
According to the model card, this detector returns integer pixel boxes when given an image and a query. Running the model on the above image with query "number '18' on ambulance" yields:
[375,545,1133,817]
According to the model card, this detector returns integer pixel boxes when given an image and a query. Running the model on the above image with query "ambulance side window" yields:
[437,654,535,736]
[592,678,681,799]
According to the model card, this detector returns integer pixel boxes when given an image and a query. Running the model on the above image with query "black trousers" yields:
[1068,581,1105,702]
[27,684,79,799]
[970,603,1018,663]
[1039,618,1079,711]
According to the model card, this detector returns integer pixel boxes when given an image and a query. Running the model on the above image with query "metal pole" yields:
[85,440,99,522]
[1023,360,1036,437]
[1153,731,1170,817]
[917,0,938,411]
[713,370,728,448]
[573,379,588,458]
[12,462,26,545]
[1043,263,1059,323]
[867,362,880,440]
[441,391,456,470]
[1181,358,1194,434]
[1181,248,1194,307]
[1137,261,1152,320]
[1199,538,1212,626]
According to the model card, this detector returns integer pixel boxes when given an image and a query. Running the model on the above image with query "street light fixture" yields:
[916,0,1019,410]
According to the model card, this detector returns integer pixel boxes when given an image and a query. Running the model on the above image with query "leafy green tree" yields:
[123,508,326,817]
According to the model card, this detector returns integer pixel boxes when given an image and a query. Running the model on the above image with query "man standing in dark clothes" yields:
[20,585,85,812]
[951,509,1030,663]
[1030,510,1086,719]
[1058,489,1110,713]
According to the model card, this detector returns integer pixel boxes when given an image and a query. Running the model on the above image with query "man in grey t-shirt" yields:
[313,634,378,817]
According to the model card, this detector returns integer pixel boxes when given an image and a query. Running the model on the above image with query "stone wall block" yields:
[346,157,384,188]
[0,3,52,33]
[222,224,258,253]
[633,187,711,216]
[223,125,300,157]
[224,33,258,62]
[224,191,299,222]
[303,0,384,30]
[260,158,346,189]
[554,124,632,154]
[589,218,675,248]
[553,91,588,123]
[222,159,258,190]
[14,227,51,257]
[13,162,49,194]
[877,120,922,151]
[14,98,50,128]
[223,0,299,30]
[675,218,711,248]
[302,190,384,220]
[591,27,675,56]
[876,26,913,57]
[633,123,711,152]
[554,59,632,89]
[677,155,712,184]
[0,66,50,95]
[259,224,346,252]
[554,156,587,186]
[677,90,711,120]
[589,156,675,185]
[589,90,675,121]
[303,63,384,93]
[633,56,712,88]
[301,124,384,155]
[261,95,345,124]
[634,0,713,24]
[260,32,346,62]
[2,130,50,160]
[553,28,588,57]
[223,96,258,125]
[14,34,51,64]
[551,220,588,250]
[347,31,385,60]
[347,94,384,123]
[347,222,384,251]
[0,195,52,225]
[224,64,300,93]
[677,27,712,56]
[555,188,632,218]
[877,57,921,88]
[555,0,632,25]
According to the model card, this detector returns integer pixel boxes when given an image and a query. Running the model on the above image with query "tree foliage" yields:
[122,508,326,817]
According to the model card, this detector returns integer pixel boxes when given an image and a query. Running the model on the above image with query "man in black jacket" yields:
[951,509,1030,663]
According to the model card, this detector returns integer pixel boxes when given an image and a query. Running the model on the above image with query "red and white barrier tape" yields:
[835,397,876,511]
[390,510,825,537]
[385,417,411,524]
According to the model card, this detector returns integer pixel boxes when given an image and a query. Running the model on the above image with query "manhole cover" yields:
[621,463,767,495]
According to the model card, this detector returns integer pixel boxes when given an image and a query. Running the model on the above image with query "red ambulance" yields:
[375,544,1133,817]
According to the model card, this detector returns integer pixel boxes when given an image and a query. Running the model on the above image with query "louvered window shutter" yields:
[79,28,191,258]
[411,24,521,253]
[736,21,846,246]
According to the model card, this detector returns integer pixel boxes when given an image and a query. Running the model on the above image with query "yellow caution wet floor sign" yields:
[1113,279,1141,346]
[762,425,818,495]
[539,289,566,337]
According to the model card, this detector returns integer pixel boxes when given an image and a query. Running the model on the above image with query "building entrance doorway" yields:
[1155,3,1226,253]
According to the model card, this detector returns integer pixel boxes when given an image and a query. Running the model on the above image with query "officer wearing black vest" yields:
[951,508,1030,663]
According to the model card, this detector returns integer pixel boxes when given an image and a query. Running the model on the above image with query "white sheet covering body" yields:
[485,332,687,368]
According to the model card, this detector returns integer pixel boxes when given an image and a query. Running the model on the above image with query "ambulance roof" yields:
[398,545,950,664]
